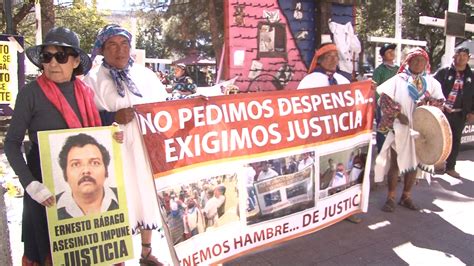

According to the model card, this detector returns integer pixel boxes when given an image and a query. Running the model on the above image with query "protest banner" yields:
[0,37,20,115]
[461,121,474,146]
[134,80,374,265]
[38,126,134,265]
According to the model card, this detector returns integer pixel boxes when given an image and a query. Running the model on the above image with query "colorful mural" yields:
[224,0,317,92]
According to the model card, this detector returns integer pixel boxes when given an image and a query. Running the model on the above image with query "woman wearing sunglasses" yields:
[4,27,101,265]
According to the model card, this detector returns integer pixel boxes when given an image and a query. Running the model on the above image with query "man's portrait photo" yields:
[55,133,119,220]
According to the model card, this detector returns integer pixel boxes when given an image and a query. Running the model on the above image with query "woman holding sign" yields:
[4,27,100,265]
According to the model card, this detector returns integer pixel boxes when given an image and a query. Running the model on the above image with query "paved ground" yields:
[225,149,474,266]
[5,149,474,265]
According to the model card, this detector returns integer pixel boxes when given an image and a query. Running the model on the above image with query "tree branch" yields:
[12,0,35,28]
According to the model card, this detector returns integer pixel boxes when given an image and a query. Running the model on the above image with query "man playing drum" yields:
[434,47,474,178]
[375,48,445,212]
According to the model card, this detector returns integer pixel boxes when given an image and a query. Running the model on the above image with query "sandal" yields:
[381,198,396,212]
[139,243,163,266]
[399,197,418,211]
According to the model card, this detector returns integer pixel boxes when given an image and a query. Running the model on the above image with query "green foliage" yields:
[134,0,224,60]
[136,11,172,58]
[357,0,474,70]
[1,1,36,46]
[55,3,109,53]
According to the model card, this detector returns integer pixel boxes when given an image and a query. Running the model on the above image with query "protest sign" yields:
[0,39,19,113]
[134,80,374,265]
[38,126,133,265]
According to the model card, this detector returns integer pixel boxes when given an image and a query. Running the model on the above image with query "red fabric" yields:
[22,254,52,266]
[398,47,431,74]
[308,43,338,74]
[37,74,101,128]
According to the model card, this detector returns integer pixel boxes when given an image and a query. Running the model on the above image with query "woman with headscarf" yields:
[5,27,100,265]
[375,48,445,213]
[84,24,167,265]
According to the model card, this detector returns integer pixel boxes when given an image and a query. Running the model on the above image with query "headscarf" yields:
[308,43,338,74]
[91,24,132,62]
[398,47,431,74]
[91,24,142,98]
[398,47,430,102]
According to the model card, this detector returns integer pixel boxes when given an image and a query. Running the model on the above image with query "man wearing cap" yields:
[433,47,474,178]
[373,44,399,153]
[373,44,399,86]
[84,24,166,265]
[375,48,445,212]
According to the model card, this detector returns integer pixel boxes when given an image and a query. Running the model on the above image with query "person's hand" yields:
[114,107,135,125]
[113,131,124,143]
[467,112,474,123]
[397,113,409,125]
[42,195,55,208]
[25,181,55,207]
[370,80,377,91]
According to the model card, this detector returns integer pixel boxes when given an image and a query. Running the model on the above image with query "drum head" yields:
[413,106,452,165]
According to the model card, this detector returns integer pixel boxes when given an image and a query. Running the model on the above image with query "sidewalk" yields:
[6,150,473,265]
[225,149,474,266]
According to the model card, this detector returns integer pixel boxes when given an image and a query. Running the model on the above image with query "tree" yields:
[54,3,109,53]
[1,0,53,45]
[357,0,474,70]
[40,0,55,39]
[403,0,473,69]
[0,0,34,35]
[136,11,172,58]
[142,0,224,59]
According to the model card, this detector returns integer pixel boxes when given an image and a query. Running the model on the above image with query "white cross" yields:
[419,0,474,66]
[368,0,427,67]
[367,36,427,66]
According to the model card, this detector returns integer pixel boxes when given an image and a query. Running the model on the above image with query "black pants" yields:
[445,112,465,170]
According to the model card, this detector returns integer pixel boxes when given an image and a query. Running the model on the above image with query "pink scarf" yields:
[37,74,102,128]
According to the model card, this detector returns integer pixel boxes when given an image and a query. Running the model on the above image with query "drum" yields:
[413,106,452,165]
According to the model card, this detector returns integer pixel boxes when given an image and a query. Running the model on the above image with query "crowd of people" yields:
[3,18,474,265]
[158,176,229,245]
[319,148,367,195]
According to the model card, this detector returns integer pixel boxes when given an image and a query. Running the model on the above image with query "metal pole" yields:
[4,0,14,34]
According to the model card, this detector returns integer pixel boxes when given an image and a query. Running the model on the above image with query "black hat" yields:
[455,46,470,54]
[379,43,397,57]
[26,27,92,75]
[174,63,186,70]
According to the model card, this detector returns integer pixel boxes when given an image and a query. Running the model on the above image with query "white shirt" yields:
[257,168,279,181]
[329,21,361,74]
[297,71,350,90]
[242,165,256,185]
[203,195,225,218]
[298,156,314,171]
[331,171,347,188]
[56,185,118,218]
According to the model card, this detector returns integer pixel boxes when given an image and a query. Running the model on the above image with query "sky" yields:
[55,0,161,11]
[53,0,171,14]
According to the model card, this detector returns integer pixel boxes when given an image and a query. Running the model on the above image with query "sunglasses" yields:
[40,52,77,64]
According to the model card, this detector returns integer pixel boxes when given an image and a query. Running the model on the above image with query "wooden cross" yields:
[419,0,474,66]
